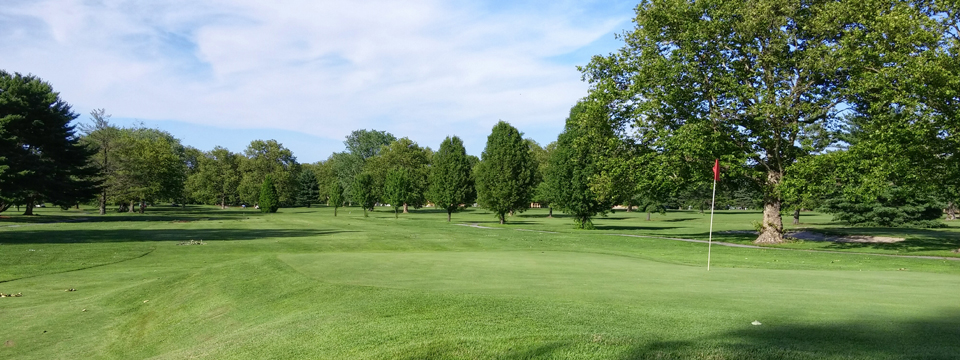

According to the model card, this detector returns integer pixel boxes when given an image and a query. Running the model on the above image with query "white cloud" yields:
[0,0,631,154]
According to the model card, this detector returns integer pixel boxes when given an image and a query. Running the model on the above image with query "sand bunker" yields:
[788,231,905,243]
[721,230,905,243]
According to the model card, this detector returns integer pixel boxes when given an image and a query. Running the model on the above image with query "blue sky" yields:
[1,0,636,163]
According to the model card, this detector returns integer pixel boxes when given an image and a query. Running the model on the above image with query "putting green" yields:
[280,251,960,321]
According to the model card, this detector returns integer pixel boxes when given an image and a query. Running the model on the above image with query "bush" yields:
[821,187,943,228]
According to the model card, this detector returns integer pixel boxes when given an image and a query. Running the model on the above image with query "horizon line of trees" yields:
[2,0,957,244]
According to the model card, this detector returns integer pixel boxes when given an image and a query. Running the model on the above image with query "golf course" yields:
[2,206,958,359]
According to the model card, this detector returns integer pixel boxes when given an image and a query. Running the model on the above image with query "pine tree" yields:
[296,168,319,207]
[0,71,99,214]
[428,136,473,222]
[475,121,535,224]
[259,174,279,213]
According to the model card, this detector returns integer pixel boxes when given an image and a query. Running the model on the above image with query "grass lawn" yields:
[1,205,959,359]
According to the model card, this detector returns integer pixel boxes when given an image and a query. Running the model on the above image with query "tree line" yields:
[1,0,957,243]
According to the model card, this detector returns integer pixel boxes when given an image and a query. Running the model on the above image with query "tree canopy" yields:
[475,121,536,224]
[580,0,953,242]
[428,136,474,221]
[0,71,99,214]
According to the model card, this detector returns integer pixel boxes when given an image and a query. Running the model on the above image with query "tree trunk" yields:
[754,171,785,244]
[334,206,338,217]
[499,213,505,224]
[139,200,145,214]
[403,203,408,213]
[626,205,631,212]
[947,202,957,221]
[128,201,135,213]
[792,208,800,225]
[221,195,226,210]
[447,209,452,222]
[75,202,80,210]
[647,212,651,221]
[548,207,553,218]
[23,198,34,216]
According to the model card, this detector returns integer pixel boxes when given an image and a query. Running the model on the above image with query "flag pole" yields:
[708,159,718,271]
[707,176,717,270]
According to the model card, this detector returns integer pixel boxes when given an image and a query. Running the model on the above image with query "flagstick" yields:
[707,177,717,271]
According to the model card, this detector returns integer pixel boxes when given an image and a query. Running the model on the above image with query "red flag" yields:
[712,159,720,181]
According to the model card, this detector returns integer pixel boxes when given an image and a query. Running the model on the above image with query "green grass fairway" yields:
[2,206,959,359]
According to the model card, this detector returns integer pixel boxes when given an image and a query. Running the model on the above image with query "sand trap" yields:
[788,231,905,243]
[721,230,905,243]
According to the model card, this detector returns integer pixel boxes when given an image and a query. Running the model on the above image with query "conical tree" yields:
[259,174,279,213]
[0,71,99,214]
[428,136,473,222]
[545,100,613,229]
[475,121,536,224]
[296,168,319,207]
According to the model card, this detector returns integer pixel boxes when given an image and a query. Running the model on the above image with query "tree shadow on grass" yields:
[621,311,960,359]
[0,228,352,245]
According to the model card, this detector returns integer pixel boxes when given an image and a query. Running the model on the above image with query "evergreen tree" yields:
[383,168,412,219]
[259,174,279,213]
[296,168,319,207]
[0,71,100,214]
[428,136,473,222]
[475,121,536,224]
[352,172,376,217]
[328,181,344,216]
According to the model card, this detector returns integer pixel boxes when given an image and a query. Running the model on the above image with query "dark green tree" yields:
[545,102,612,229]
[366,137,431,211]
[352,172,376,217]
[579,0,948,243]
[0,71,99,214]
[428,136,473,221]
[328,181,344,216]
[296,168,319,207]
[345,129,397,160]
[238,139,299,207]
[475,121,536,224]
[383,168,412,219]
[186,146,241,209]
[259,174,279,213]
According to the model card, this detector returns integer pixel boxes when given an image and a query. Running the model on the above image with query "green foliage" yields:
[428,136,473,221]
[238,140,299,207]
[328,181,344,216]
[258,174,279,213]
[344,129,396,160]
[365,137,431,209]
[475,121,536,224]
[822,187,944,228]
[383,168,413,218]
[296,168,319,208]
[578,0,955,243]
[186,146,241,208]
[0,71,99,214]
[546,101,612,229]
[351,172,376,217]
